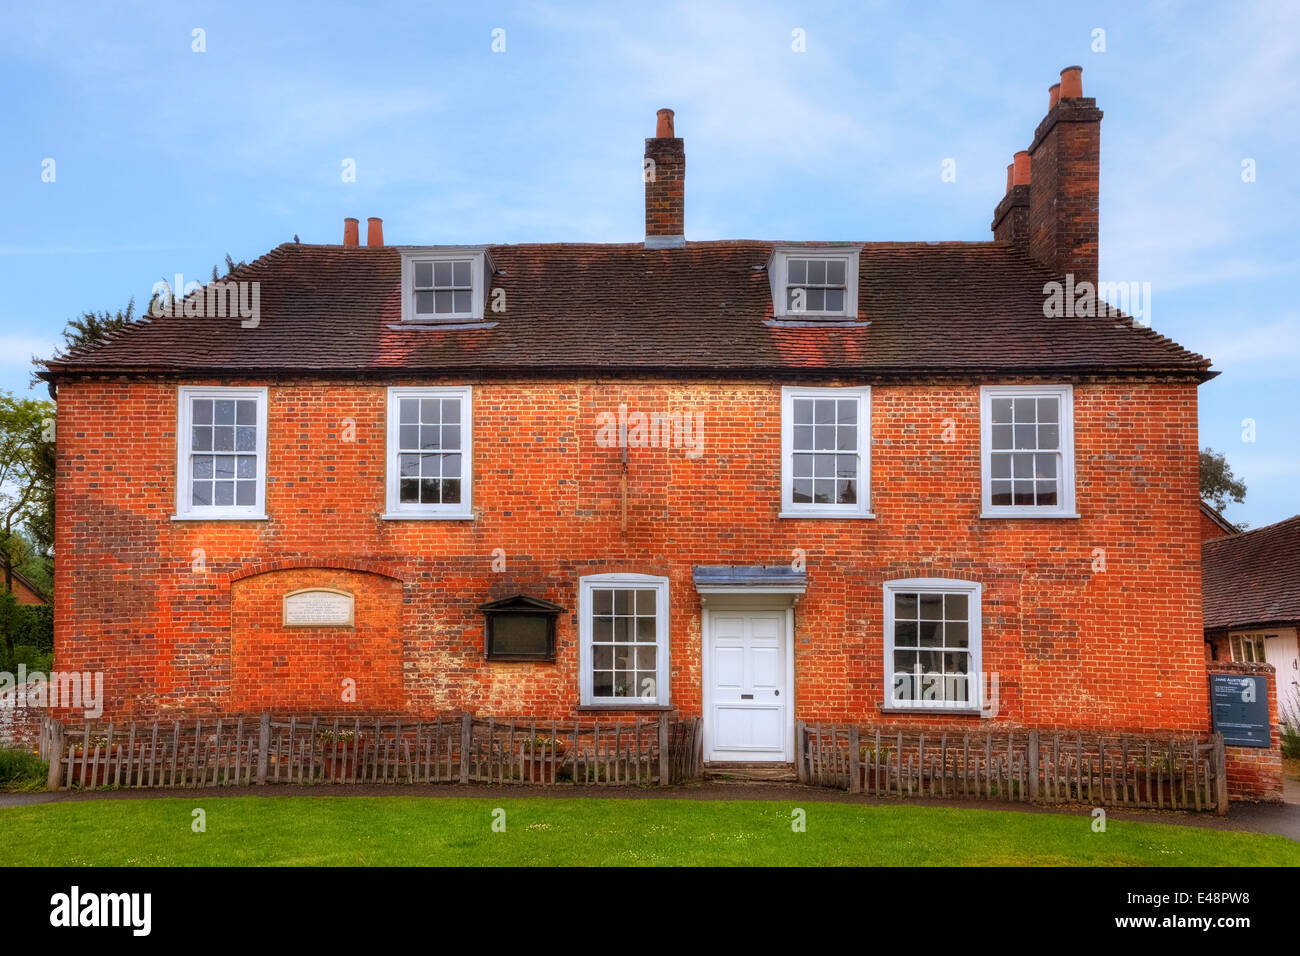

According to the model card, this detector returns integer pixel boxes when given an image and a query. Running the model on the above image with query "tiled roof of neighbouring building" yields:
[1203,514,1300,630]
[39,241,1210,381]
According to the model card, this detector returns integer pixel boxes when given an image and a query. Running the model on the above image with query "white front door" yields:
[705,609,790,762]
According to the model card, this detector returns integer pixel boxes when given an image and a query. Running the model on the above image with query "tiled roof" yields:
[40,240,1211,379]
[1203,514,1300,630]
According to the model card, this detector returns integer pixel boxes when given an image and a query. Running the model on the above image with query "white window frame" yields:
[578,573,671,708]
[769,244,861,319]
[979,384,1077,518]
[173,386,269,520]
[399,247,491,323]
[1230,633,1269,664]
[384,386,474,520]
[882,577,983,712]
[780,386,872,518]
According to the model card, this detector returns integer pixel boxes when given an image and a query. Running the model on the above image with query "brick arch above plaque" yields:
[283,587,355,628]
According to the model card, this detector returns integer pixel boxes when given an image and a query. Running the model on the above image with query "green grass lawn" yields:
[1,796,1296,866]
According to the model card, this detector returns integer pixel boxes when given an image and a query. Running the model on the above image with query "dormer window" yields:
[769,245,861,320]
[400,247,491,323]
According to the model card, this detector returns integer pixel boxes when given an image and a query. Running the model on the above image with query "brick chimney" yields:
[343,217,359,247]
[992,150,1031,246]
[1026,66,1102,287]
[644,108,685,248]
[366,217,384,246]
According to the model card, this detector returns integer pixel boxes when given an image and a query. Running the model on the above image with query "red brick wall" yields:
[53,376,1208,733]
[1199,508,1234,542]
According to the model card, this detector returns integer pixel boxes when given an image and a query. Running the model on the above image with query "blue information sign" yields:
[1210,673,1270,748]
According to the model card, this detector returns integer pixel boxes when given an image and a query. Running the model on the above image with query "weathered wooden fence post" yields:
[1027,730,1040,802]
[848,726,861,793]
[1212,733,1228,815]
[459,713,472,784]
[658,713,670,786]
[256,713,270,785]
[45,719,64,790]
[795,720,806,784]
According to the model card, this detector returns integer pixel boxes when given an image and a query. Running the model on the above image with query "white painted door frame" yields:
[700,597,796,763]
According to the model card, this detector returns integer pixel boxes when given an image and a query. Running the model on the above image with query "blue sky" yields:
[2,0,1296,528]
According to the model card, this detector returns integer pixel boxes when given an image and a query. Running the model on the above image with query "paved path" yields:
[2,781,1297,841]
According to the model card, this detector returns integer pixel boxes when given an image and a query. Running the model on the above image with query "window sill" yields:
[171,513,268,522]
[577,703,673,713]
[880,705,984,716]
[387,321,498,331]
[779,511,876,520]
[979,511,1080,520]
[382,512,474,521]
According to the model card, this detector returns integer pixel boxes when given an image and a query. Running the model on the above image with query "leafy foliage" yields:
[1199,447,1247,512]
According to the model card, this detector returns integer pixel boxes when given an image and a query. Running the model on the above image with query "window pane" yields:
[1013,481,1034,506]
[214,457,235,479]
[894,593,918,619]
[399,425,418,449]
[814,453,835,477]
[235,426,256,451]
[944,621,969,648]
[919,595,943,620]
[991,424,1012,449]
[420,425,440,450]
[837,479,856,504]
[414,262,433,287]
[235,481,255,506]
[593,590,613,614]
[1037,424,1059,449]
[1014,424,1036,448]
[837,425,856,450]
[236,400,257,426]
[214,481,234,506]
[192,426,212,451]
[399,478,419,502]
[792,454,812,478]
[836,399,857,425]
[191,482,212,506]
[1013,453,1033,478]
[804,288,824,311]
[414,291,434,315]
[399,399,419,424]
[792,479,812,503]
[215,400,236,425]
[434,291,453,313]
[1035,482,1057,506]
[1035,454,1057,478]
[453,290,471,313]
[443,454,461,478]
[823,288,844,312]
[614,590,632,614]
[420,478,438,503]
[990,481,1012,506]
[593,672,613,697]
[213,427,234,452]
[944,593,968,620]
[1037,397,1058,423]
[421,399,440,423]
[635,617,656,642]
[441,479,461,504]
[812,480,834,503]
[990,454,1011,479]
[635,589,656,614]
[235,456,256,479]
[826,260,846,285]
[793,400,813,425]
[433,261,452,286]
[807,260,826,284]
[442,424,461,450]
[894,621,918,647]
[1013,398,1036,422]
[788,259,807,284]
[836,455,856,478]
[192,399,213,425]
[918,621,942,647]
[452,260,471,287]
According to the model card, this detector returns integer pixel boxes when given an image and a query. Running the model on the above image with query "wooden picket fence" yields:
[798,722,1227,814]
[39,713,704,790]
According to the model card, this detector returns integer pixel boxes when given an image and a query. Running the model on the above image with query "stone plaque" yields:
[283,589,354,627]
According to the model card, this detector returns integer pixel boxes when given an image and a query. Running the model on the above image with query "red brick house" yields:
[40,67,1216,764]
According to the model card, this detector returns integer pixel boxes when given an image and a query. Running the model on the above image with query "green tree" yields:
[1200,447,1247,512]
[0,394,55,659]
